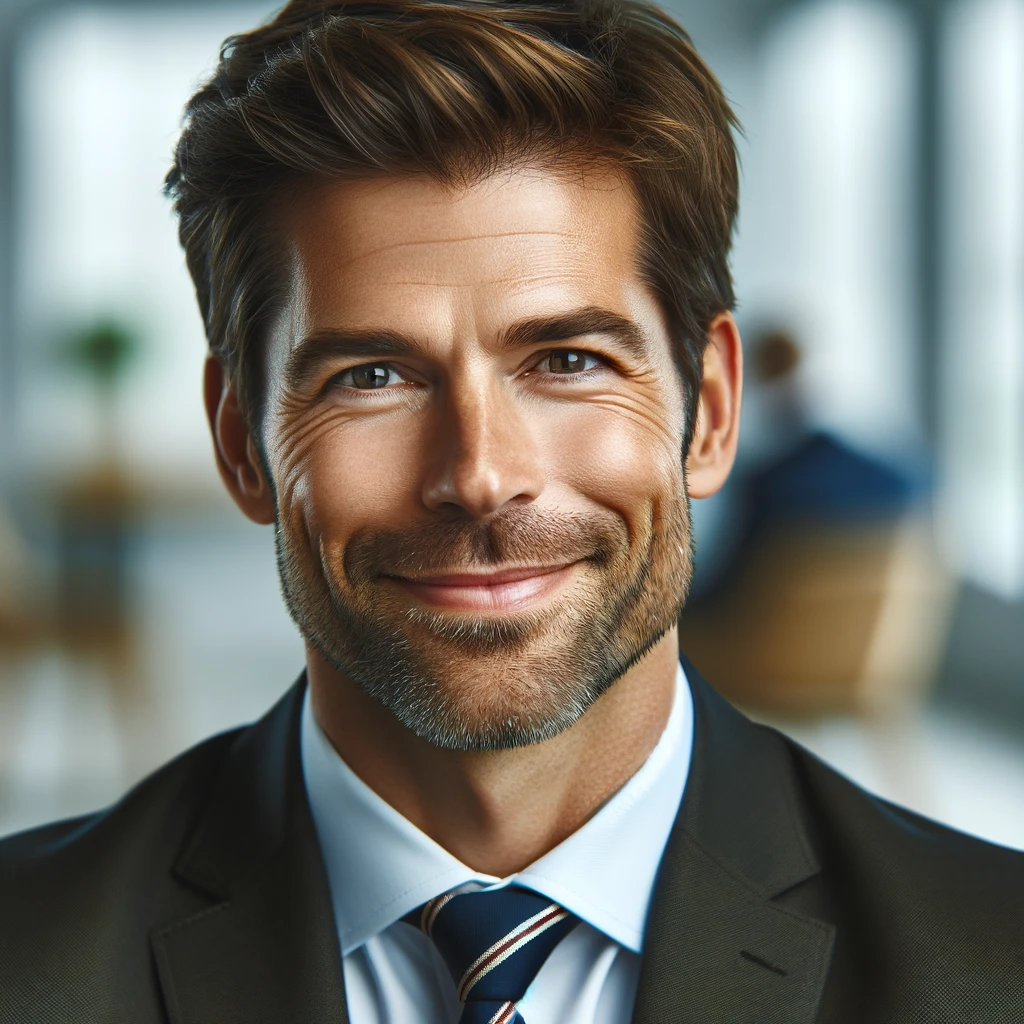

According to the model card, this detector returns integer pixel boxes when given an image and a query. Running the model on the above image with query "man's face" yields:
[262,163,693,750]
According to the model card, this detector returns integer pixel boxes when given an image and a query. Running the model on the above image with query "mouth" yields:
[385,562,580,613]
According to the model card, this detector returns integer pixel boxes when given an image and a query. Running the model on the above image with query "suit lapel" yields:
[632,660,835,1024]
[151,678,349,1024]
[148,661,832,1023]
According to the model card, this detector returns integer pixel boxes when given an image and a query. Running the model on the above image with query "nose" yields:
[420,372,545,518]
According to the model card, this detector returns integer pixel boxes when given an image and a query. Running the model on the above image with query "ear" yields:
[204,355,276,525]
[686,312,743,499]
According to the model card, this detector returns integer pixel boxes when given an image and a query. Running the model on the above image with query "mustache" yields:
[342,506,631,582]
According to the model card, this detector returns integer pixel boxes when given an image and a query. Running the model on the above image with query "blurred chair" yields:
[0,501,49,657]
[680,516,953,716]
[0,499,52,810]
[0,465,151,800]
[680,330,954,717]
[0,469,142,683]
[51,465,142,691]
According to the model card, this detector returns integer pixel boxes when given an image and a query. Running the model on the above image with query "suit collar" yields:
[632,657,835,1023]
[302,664,693,956]
[152,674,350,1024]
[674,656,821,898]
[150,661,834,1024]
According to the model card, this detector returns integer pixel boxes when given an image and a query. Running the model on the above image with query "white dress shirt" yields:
[300,665,693,1024]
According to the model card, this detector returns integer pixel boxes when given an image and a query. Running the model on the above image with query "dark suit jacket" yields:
[2,662,1023,1023]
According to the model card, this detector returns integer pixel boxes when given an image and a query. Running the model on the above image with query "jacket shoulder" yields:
[774,728,1024,1017]
[0,727,243,1023]
[0,726,242,870]
[782,727,1024,880]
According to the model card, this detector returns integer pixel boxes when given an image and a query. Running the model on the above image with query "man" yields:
[1,0,1021,1021]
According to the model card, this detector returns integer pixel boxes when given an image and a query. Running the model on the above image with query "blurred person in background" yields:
[679,329,950,715]
[1,1,1022,1023]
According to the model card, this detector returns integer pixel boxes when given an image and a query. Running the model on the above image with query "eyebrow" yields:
[498,306,647,359]
[283,305,648,393]
[283,329,421,394]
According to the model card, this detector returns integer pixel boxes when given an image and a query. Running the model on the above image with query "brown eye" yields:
[547,350,595,374]
[339,364,393,389]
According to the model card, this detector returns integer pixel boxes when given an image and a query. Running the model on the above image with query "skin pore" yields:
[207,162,742,876]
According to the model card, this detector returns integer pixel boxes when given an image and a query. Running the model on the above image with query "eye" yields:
[333,363,407,390]
[543,349,601,374]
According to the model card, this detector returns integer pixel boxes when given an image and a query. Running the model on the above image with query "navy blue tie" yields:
[407,885,579,1024]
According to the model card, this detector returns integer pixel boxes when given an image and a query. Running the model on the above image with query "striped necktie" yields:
[407,885,579,1024]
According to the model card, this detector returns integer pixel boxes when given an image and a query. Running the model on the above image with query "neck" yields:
[307,631,679,877]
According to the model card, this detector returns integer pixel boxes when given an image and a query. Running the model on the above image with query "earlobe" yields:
[685,312,743,499]
[204,356,276,525]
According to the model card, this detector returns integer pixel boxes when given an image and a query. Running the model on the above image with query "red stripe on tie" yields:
[458,905,567,1001]
[487,1001,517,1024]
[421,892,455,937]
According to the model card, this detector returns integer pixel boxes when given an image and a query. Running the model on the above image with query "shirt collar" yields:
[301,664,693,956]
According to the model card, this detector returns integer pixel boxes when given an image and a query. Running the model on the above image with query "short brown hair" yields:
[166,0,739,446]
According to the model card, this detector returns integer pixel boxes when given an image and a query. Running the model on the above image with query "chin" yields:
[386,665,603,752]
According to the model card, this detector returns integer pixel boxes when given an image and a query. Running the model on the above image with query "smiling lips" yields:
[390,563,578,612]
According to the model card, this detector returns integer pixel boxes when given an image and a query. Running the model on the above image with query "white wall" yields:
[939,0,1024,598]
[13,3,272,478]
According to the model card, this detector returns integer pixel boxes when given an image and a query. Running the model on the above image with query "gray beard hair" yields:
[274,494,693,751]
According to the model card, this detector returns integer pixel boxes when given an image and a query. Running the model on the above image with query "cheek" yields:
[273,415,426,543]
[540,396,684,528]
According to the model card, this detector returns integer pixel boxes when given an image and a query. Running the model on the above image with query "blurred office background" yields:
[0,0,1021,845]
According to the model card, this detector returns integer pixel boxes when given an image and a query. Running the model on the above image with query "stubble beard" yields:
[275,484,693,751]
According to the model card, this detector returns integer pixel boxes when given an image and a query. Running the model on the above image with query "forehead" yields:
[276,163,651,343]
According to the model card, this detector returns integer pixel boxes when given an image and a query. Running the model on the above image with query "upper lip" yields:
[390,563,575,587]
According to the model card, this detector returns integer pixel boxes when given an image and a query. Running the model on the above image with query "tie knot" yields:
[408,885,578,1020]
